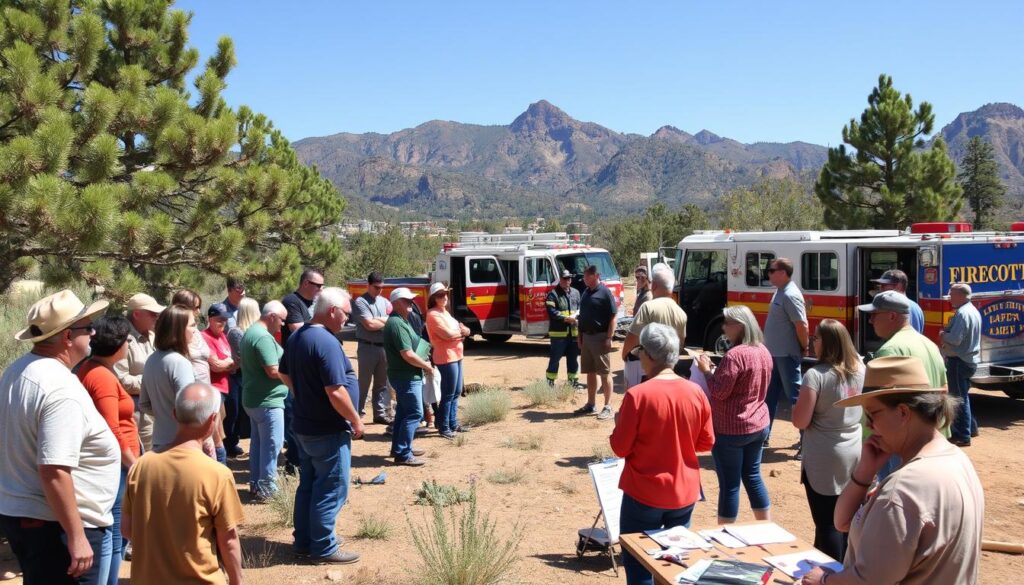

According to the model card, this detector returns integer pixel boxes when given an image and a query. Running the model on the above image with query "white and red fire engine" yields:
[672,222,1024,398]
[349,232,623,342]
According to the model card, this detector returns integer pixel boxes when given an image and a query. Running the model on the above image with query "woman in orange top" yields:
[425,283,472,439]
[77,316,140,585]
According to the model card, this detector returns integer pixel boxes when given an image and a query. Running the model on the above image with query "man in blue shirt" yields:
[576,265,618,420]
[940,283,982,446]
[872,269,925,333]
[280,287,363,565]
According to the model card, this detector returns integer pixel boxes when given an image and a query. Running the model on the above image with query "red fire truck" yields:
[348,232,623,342]
[672,222,1024,398]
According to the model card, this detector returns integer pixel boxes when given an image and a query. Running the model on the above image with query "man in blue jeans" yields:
[280,287,363,565]
[763,258,809,450]
[384,287,434,466]
[0,290,118,584]
[940,283,982,446]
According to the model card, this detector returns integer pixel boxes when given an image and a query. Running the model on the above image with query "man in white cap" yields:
[0,290,119,584]
[383,287,433,466]
[114,292,165,451]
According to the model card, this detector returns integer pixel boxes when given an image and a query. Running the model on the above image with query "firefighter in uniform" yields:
[546,269,582,386]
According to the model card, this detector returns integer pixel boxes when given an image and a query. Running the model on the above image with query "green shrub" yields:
[266,472,299,528]
[522,379,575,407]
[486,468,526,485]
[461,387,511,426]
[499,434,544,451]
[414,480,473,507]
[408,489,522,585]
[591,442,613,463]
[355,515,393,540]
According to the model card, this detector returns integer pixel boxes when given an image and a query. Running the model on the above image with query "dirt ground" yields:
[3,327,1024,584]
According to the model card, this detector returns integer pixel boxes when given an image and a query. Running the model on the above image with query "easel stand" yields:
[576,509,619,576]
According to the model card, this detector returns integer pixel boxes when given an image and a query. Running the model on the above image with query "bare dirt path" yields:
[3,341,1022,584]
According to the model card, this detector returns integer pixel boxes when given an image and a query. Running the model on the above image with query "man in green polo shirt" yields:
[383,288,432,466]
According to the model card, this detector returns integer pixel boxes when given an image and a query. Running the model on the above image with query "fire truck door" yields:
[523,257,557,336]
[857,247,919,354]
[464,255,509,333]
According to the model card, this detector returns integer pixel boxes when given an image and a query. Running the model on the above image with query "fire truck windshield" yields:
[556,252,620,280]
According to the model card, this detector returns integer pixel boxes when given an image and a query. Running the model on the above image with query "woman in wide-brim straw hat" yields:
[801,356,985,585]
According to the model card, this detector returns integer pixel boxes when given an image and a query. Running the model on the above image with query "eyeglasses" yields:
[306,281,325,289]
[68,324,95,335]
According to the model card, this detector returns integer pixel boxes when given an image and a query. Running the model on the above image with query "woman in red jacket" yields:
[77,316,140,585]
[610,322,714,585]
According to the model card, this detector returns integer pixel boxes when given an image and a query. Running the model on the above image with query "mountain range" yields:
[293,100,1024,219]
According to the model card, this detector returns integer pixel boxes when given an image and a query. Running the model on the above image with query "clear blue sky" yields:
[176,0,1023,146]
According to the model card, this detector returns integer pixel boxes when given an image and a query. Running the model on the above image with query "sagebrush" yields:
[266,472,298,528]
[414,480,473,507]
[522,379,575,407]
[460,387,511,426]
[408,489,522,585]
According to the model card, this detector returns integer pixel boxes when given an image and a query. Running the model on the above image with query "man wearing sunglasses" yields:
[1,290,119,584]
[352,271,393,425]
[763,258,809,446]
[280,267,325,475]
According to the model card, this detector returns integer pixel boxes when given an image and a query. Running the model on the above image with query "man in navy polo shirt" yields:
[280,287,363,565]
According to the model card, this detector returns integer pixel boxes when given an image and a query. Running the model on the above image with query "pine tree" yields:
[958,136,1006,230]
[815,74,963,229]
[0,0,344,299]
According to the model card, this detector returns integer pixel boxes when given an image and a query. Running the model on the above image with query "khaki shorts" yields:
[580,332,611,375]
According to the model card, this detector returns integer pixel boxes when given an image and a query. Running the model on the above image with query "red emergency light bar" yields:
[442,242,461,252]
[910,222,972,234]
[1011,222,1024,232]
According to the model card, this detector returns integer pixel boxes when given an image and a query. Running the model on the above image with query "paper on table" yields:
[763,549,843,578]
[698,528,746,548]
[723,522,797,546]
[645,526,713,550]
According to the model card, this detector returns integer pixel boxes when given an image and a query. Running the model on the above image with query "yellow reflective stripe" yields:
[467,294,508,305]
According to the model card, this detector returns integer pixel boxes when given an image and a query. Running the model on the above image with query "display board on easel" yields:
[576,458,625,575]
[588,458,625,542]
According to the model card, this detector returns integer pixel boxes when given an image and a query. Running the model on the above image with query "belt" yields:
[359,340,384,347]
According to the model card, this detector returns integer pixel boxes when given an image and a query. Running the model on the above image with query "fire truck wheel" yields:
[703,318,728,353]
[482,334,512,344]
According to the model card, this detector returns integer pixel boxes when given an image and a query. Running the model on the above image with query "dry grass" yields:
[590,442,613,463]
[460,386,512,426]
[414,480,473,507]
[355,515,393,540]
[522,379,575,407]
[266,472,298,528]
[241,540,275,569]
[486,467,526,485]
[499,433,544,451]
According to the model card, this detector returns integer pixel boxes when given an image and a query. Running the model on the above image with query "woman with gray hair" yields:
[696,304,773,524]
[610,323,714,585]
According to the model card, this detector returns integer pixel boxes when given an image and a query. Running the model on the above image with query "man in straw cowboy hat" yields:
[0,290,120,584]
[801,355,984,585]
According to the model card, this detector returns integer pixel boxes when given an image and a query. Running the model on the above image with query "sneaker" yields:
[311,549,360,565]
[571,381,587,391]
[950,437,972,447]
[226,445,245,458]
[394,456,427,466]
[390,448,426,457]
[453,425,470,433]
[573,403,597,416]
[123,542,133,561]
[373,416,393,425]
[439,430,457,440]
[596,406,614,421]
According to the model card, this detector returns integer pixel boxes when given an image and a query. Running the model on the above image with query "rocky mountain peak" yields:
[693,129,723,145]
[510,100,574,134]
[652,125,693,142]
[973,102,1024,120]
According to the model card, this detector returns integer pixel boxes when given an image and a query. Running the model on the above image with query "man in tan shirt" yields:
[114,293,163,451]
[123,382,244,585]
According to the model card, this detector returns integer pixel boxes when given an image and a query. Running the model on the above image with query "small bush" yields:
[461,387,511,426]
[355,515,393,540]
[499,434,543,451]
[414,480,473,507]
[266,472,298,528]
[486,468,526,485]
[591,442,613,463]
[452,434,470,447]
[408,488,522,585]
[522,379,575,407]
[241,540,275,569]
